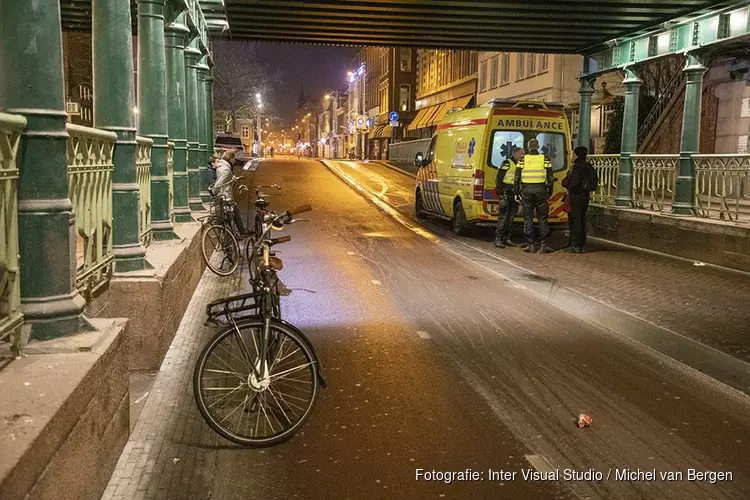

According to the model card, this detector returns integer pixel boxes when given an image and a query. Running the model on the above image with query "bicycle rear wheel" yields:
[193,319,319,446]
[202,224,240,276]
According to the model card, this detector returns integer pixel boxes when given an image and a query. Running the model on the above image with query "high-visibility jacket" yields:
[517,153,551,184]
[496,159,519,186]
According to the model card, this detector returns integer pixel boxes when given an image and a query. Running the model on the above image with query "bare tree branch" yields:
[212,41,283,134]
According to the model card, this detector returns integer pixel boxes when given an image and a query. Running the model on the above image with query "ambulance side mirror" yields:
[414,152,424,167]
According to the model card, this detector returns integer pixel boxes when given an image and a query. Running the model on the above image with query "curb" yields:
[372,160,417,178]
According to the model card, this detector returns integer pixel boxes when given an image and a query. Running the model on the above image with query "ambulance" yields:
[413,99,571,235]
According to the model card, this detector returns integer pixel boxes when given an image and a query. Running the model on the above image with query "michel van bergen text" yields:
[415,469,733,484]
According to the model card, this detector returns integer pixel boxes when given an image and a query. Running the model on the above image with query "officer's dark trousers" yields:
[569,193,590,249]
[521,184,550,245]
[495,186,517,241]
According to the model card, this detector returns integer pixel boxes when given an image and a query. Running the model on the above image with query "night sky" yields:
[253,43,358,123]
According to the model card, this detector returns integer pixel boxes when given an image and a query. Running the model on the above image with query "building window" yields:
[479,60,488,91]
[490,56,499,89]
[601,104,616,134]
[741,97,750,118]
[379,80,389,113]
[241,125,250,138]
[569,109,580,135]
[527,53,536,77]
[738,135,749,154]
[399,84,410,112]
[517,53,525,80]
[500,53,510,84]
[400,48,412,72]
[539,54,549,73]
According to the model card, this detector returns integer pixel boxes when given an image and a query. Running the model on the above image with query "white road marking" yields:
[416,331,431,339]
[134,391,150,405]
[525,454,556,473]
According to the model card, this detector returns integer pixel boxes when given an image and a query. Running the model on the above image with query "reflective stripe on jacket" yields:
[500,159,518,185]
[518,153,551,184]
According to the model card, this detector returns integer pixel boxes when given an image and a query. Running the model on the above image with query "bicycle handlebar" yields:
[270,235,291,246]
[288,204,312,216]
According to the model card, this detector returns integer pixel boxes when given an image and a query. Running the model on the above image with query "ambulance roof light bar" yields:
[485,98,565,110]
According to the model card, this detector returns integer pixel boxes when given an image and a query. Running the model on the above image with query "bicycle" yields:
[193,204,327,446]
[245,184,282,286]
[199,176,248,276]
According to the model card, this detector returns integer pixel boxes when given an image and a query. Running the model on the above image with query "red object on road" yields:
[577,413,593,428]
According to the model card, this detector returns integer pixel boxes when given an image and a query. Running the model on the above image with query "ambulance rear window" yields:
[489,130,567,172]
[488,131,524,168]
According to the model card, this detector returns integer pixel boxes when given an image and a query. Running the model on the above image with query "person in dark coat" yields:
[563,146,598,253]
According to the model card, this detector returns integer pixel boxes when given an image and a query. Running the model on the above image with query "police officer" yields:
[494,146,523,248]
[514,138,554,254]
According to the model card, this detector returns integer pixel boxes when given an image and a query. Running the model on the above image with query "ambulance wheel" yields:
[415,191,426,219]
[452,200,470,236]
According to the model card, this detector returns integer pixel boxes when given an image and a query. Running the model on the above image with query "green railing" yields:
[136,136,153,247]
[168,141,175,222]
[0,113,26,350]
[67,123,116,297]
[632,154,679,212]
[588,154,619,205]
[694,154,750,223]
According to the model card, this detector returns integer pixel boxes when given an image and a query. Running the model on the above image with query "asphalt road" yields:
[210,158,750,500]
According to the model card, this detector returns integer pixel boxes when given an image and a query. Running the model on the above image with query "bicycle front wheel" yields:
[193,319,319,446]
[202,224,240,276]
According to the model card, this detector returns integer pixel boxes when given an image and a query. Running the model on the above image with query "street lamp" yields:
[255,93,263,156]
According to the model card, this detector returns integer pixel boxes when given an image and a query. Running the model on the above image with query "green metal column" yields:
[137,0,178,240]
[94,0,148,274]
[165,17,193,222]
[615,67,642,207]
[196,59,210,202]
[577,57,594,150]
[185,41,204,211]
[205,65,215,172]
[673,54,707,215]
[0,0,87,339]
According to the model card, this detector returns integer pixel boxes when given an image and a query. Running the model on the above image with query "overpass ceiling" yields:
[58,0,732,54]
[214,0,731,53]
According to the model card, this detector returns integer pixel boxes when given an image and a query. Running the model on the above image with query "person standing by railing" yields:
[563,146,598,253]
[213,150,251,238]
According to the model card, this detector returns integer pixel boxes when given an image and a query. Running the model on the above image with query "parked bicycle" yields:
[194,204,326,446]
[199,175,248,276]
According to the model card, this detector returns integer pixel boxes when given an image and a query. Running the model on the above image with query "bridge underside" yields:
[215,0,731,53]
[58,0,733,53]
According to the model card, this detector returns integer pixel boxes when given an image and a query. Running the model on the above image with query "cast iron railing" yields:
[67,123,116,297]
[632,154,679,212]
[588,154,619,205]
[0,113,26,350]
[694,154,750,222]
[168,141,175,222]
[136,136,153,247]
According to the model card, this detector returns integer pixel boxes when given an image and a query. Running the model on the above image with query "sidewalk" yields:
[100,268,246,500]
[358,160,750,364]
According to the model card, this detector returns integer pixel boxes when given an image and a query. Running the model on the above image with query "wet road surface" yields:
[107,158,750,500]
[219,159,750,499]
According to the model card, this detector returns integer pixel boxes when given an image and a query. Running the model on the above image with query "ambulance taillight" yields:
[473,169,484,201]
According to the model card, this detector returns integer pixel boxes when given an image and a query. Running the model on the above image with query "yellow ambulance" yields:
[413,99,571,235]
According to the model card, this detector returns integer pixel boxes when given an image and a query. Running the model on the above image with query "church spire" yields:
[297,79,306,110]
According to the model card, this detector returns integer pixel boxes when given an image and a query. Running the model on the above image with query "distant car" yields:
[213,133,247,165]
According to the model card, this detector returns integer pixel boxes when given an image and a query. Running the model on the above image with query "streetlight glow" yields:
[255,93,261,99]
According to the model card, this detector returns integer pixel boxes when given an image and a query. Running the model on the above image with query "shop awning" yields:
[407,107,432,131]
[425,102,451,128]
[374,125,392,138]
[453,94,473,110]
